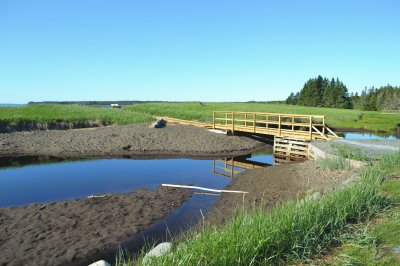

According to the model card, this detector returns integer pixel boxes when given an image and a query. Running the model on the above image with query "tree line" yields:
[350,85,400,111]
[286,75,400,110]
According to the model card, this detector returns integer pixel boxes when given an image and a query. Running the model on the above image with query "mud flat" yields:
[0,124,267,158]
[208,160,355,224]
[0,186,191,266]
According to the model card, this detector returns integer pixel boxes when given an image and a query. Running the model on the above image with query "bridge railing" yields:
[212,111,336,140]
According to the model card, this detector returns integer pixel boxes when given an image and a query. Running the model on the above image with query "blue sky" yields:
[0,1,399,103]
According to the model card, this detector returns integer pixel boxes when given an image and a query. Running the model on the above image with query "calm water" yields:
[340,132,398,140]
[0,153,273,208]
[0,103,26,107]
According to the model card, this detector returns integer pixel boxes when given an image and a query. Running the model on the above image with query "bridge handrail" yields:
[213,111,326,119]
[212,111,336,140]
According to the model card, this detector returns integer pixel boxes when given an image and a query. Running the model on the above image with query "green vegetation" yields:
[285,75,400,111]
[129,102,400,132]
[1,102,399,133]
[352,85,400,111]
[317,157,351,170]
[316,166,400,265]
[116,152,400,265]
[286,75,352,109]
[0,104,153,125]
[331,143,372,161]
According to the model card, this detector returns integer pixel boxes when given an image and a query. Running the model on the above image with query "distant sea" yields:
[0,103,26,107]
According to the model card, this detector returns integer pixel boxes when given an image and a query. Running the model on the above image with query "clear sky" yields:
[1,0,399,103]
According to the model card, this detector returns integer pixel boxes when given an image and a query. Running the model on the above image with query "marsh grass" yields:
[323,180,400,265]
[331,143,372,161]
[317,157,352,170]
[0,105,154,125]
[128,102,400,132]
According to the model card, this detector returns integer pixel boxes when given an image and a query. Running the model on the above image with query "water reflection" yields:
[213,155,271,178]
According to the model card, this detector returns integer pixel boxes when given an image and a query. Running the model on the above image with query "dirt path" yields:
[0,187,191,266]
[0,124,267,158]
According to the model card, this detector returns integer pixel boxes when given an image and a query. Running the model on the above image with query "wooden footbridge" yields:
[158,111,339,141]
[158,111,340,160]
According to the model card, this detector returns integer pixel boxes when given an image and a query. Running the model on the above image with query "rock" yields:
[143,242,172,264]
[151,119,166,128]
[392,246,400,254]
[88,260,111,266]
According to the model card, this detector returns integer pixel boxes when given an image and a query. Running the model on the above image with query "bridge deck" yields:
[158,111,339,141]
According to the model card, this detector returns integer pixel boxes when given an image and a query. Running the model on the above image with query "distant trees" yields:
[286,75,352,109]
[351,85,400,111]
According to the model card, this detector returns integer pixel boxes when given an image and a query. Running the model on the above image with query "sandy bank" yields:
[0,186,192,266]
[0,124,267,159]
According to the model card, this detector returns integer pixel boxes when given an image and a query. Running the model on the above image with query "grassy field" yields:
[1,103,399,133]
[0,105,154,125]
[115,152,400,265]
[128,102,400,133]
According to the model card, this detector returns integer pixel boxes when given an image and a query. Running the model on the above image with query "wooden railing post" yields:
[322,116,325,135]
[278,115,281,136]
[309,116,312,139]
[213,111,215,129]
[292,116,294,131]
[232,112,235,133]
[253,113,256,133]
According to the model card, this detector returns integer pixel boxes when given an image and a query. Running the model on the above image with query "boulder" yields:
[88,260,111,266]
[143,242,172,264]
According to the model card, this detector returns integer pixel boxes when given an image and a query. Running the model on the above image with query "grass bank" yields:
[129,102,400,133]
[312,163,400,265]
[119,152,400,265]
[0,105,154,127]
[1,103,399,134]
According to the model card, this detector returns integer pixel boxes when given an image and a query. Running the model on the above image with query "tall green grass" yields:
[331,143,372,161]
[0,105,154,125]
[128,102,400,132]
[134,152,400,265]
[318,157,352,170]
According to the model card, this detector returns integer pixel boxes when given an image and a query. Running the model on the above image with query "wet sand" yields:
[0,187,192,266]
[0,124,267,158]
[208,160,355,224]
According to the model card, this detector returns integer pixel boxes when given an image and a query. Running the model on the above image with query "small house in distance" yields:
[110,103,121,109]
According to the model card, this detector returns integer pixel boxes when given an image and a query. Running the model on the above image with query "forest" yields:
[286,75,400,110]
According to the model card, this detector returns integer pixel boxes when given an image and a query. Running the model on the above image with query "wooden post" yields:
[212,111,215,129]
[231,112,235,133]
[322,116,325,135]
[292,116,294,131]
[253,113,256,133]
[278,115,281,136]
[309,116,312,140]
